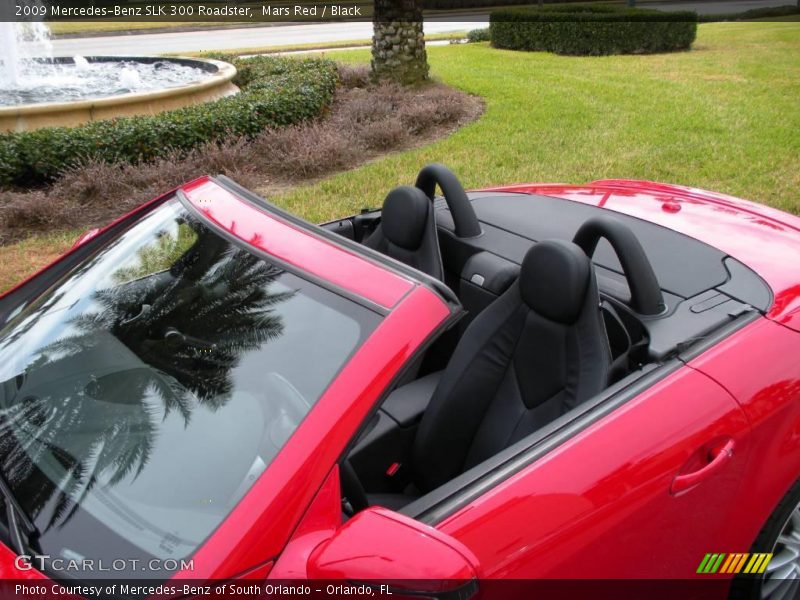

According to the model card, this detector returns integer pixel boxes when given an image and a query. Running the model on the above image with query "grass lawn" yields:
[270,22,799,224]
[2,22,798,292]
[0,231,81,293]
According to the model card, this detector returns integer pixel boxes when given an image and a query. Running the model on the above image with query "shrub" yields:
[489,6,698,56]
[340,86,397,125]
[467,28,491,43]
[253,123,360,179]
[337,64,371,89]
[358,120,410,151]
[398,85,474,133]
[1,190,74,233]
[0,56,338,187]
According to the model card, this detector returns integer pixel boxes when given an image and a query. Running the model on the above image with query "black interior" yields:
[323,164,772,516]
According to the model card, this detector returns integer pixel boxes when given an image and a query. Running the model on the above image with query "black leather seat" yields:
[410,239,612,493]
[364,186,444,281]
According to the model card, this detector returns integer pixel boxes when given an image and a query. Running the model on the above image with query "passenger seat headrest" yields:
[381,186,432,251]
[520,240,592,324]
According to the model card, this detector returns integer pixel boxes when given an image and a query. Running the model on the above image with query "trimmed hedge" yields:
[467,27,491,42]
[0,56,338,187]
[490,5,698,56]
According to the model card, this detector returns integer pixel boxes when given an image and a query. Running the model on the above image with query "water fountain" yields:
[0,19,238,132]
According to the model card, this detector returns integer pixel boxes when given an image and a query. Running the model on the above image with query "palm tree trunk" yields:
[372,0,429,84]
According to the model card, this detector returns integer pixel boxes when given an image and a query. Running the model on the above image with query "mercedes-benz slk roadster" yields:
[0,165,798,599]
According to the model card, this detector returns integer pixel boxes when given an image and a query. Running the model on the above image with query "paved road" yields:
[44,0,792,57]
[46,17,486,57]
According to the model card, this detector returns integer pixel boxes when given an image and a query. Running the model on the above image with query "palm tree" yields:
[372,0,429,84]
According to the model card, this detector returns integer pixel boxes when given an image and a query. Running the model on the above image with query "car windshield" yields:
[0,197,380,579]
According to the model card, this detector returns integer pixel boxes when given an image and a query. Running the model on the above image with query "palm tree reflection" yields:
[0,219,293,531]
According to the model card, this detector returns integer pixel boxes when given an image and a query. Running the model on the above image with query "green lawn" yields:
[0,230,81,293]
[270,22,800,223]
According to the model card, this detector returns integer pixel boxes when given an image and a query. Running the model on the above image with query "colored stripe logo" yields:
[697,553,772,574]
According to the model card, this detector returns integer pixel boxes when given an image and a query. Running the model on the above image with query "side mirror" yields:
[307,507,479,597]
[72,228,100,249]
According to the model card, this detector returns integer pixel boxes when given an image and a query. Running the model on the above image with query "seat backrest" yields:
[412,239,611,492]
[364,186,444,281]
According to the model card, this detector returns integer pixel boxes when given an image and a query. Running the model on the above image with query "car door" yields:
[434,364,751,580]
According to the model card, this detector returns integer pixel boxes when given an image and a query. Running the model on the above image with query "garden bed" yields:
[0,64,483,248]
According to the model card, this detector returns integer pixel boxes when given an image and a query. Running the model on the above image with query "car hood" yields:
[486,180,800,333]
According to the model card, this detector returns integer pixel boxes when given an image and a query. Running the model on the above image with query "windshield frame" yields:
[174,190,391,317]
[0,193,386,582]
[212,175,460,309]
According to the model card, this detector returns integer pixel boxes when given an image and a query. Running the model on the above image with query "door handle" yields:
[671,439,735,495]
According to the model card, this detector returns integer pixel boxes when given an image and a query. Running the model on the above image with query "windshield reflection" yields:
[0,215,295,535]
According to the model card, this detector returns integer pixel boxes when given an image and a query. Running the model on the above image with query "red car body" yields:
[1,174,799,598]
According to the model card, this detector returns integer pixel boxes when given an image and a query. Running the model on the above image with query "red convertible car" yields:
[0,164,798,599]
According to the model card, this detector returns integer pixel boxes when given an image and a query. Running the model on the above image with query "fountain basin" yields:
[0,56,238,133]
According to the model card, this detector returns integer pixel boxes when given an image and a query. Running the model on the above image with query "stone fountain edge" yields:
[0,56,238,133]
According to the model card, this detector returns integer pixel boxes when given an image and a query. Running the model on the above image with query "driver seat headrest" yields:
[381,186,432,250]
[520,240,592,324]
